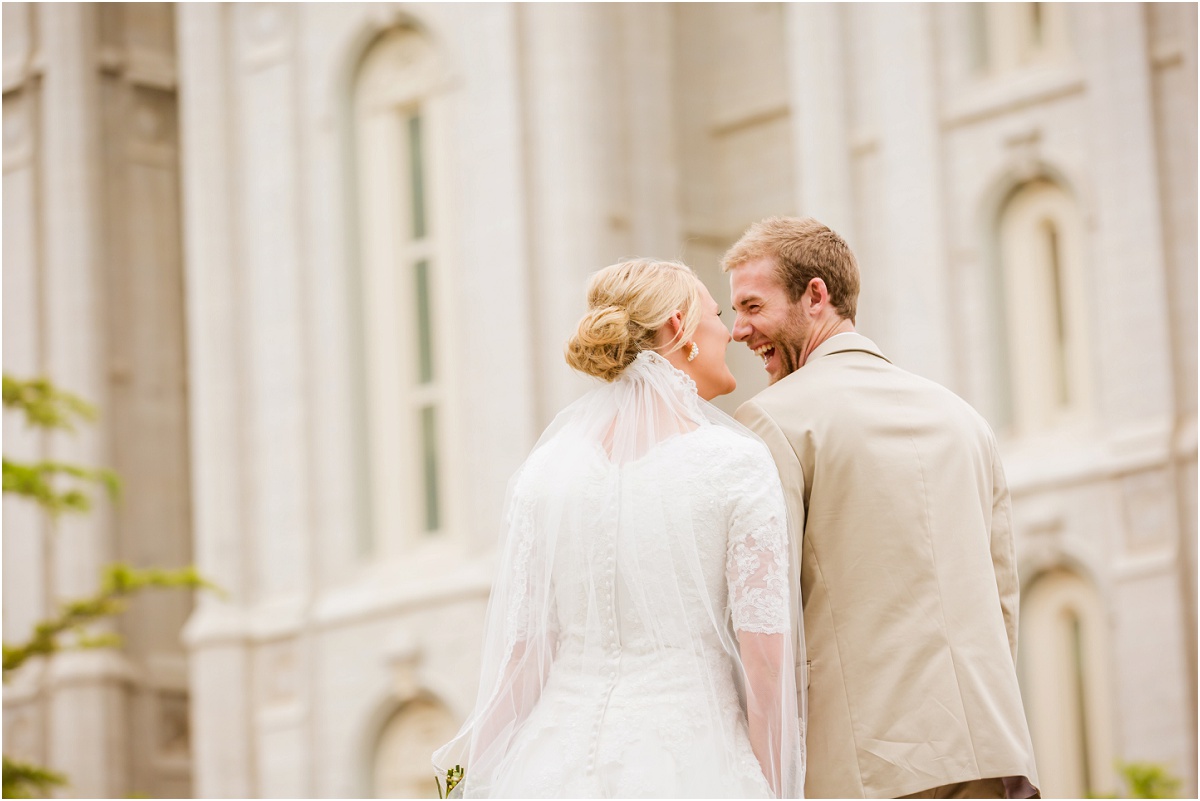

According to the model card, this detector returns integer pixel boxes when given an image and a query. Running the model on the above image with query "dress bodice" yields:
[518,426,788,653]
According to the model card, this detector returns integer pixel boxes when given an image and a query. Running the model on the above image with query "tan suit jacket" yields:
[736,333,1039,799]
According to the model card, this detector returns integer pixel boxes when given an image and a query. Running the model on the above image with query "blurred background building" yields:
[2,2,1195,798]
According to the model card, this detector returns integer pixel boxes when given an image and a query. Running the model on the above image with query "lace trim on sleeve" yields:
[728,520,790,634]
[726,447,791,635]
[505,494,538,644]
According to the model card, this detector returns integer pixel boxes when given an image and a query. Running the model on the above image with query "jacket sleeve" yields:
[989,436,1020,664]
[735,399,806,551]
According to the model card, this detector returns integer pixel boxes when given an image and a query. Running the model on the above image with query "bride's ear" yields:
[663,310,684,349]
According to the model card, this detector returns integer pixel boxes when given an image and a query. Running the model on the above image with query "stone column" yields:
[1075,3,1191,784]
[785,3,856,242]
[2,0,52,778]
[233,6,315,790]
[418,3,541,549]
[862,4,954,386]
[37,4,133,797]
[176,4,257,797]
[1147,5,1199,789]
[1075,5,1173,424]
[93,5,195,796]
[181,3,316,796]
[615,3,683,258]
[518,3,623,428]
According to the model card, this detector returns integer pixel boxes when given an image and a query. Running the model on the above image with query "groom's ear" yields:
[806,278,830,311]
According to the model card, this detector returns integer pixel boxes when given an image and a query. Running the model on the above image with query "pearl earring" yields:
[687,342,699,362]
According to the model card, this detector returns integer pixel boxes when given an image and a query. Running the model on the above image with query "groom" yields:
[723,217,1039,799]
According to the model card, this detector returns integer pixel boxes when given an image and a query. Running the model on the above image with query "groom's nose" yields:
[732,314,752,343]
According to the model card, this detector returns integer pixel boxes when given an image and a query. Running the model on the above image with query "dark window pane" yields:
[420,405,441,532]
[1042,219,1070,407]
[1070,613,1092,794]
[408,113,426,240]
[969,6,989,73]
[415,259,434,384]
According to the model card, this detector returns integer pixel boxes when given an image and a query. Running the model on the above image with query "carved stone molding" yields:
[1121,467,1173,551]
[366,5,408,32]
[1017,512,1067,581]
[941,71,1086,130]
[147,652,189,692]
[1003,125,1044,184]
[355,25,442,111]
[157,689,190,759]
[384,630,423,703]
[372,696,457,799]
[239,3,293,72]
[2,659,46,704]
[44,648,140,690]
[2,703,42,763]
[258,639,299,708]
[2,89,35,170]
[125,85,178,166]
[2,3,36,93]
[254,637,307,732]
[98,46,177,91]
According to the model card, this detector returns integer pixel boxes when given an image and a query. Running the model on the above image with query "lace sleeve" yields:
[725,442,791,635]
[502,484,561,650]
[504,493,537,644]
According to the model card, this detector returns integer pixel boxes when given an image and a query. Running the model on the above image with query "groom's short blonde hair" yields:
[721,216,860,323]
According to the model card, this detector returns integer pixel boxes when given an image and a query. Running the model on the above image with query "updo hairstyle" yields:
[565,258,702,382]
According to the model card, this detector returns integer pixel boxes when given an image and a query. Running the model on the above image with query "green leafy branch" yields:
[1089,761,1182,799]
[2,756,66,799]
[2,374,223,798]
[2,376,97,432]
[2,563,224,679]
[3,374,120,517]
[2,459,120,514]
[2,561,223,681]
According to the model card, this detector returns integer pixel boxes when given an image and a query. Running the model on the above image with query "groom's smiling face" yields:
[730,257,812,385]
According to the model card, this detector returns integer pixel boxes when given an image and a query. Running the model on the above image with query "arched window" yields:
[1019,569,1116,797]
[370,697,458,798]
[349,26,451,556]
[995,179,1090,434]
[969,3,1069,76]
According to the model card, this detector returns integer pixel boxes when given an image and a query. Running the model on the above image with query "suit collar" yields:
[805,331,891,365]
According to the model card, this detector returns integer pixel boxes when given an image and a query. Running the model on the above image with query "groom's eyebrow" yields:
[733,293,760,310]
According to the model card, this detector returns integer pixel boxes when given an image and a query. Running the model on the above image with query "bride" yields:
[434,259,805,798]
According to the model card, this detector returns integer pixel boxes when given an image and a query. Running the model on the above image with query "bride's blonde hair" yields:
[565,258,702,382]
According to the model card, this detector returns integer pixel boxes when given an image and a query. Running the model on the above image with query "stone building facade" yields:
[2,3,1195,798]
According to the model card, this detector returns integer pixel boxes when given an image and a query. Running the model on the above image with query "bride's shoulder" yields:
[693,426,776,471]
[511,429,606,495]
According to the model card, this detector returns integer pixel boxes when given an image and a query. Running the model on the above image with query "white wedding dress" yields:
[435,352,805,798]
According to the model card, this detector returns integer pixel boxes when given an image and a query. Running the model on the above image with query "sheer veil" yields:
[433,351,806,797]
